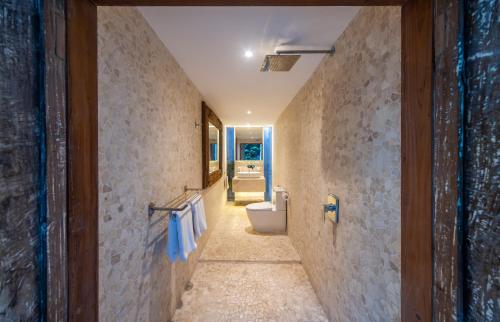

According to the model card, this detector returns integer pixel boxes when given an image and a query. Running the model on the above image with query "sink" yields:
[236,171,261,178]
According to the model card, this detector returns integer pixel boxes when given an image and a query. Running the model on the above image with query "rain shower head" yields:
[260,46,335,72]
[260,55,301,72]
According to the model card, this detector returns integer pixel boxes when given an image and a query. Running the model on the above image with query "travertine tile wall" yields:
[274,7,401,321]
[98,7,225,321]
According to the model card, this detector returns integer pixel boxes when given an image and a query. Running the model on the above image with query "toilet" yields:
[245,186,288,233]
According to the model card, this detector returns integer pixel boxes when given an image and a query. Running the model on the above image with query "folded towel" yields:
[166,205,197,262]
[189,193,207,240]
[176,205,197,261]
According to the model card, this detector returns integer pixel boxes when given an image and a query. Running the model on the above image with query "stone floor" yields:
[172,204,328,322]
[200,204,301,262]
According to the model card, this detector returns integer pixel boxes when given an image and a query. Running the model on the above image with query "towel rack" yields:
[183,185,202,192]
[148,187,202,217]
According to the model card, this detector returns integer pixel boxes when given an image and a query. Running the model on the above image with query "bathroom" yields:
[4,0,497,321]
[96,5,401,321]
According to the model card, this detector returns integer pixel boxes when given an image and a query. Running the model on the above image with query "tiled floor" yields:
[172,204,328,322]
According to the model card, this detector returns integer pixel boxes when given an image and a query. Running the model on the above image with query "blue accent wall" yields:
[227,127,235,162]
[264,127,272,201]
[226,127,235,200]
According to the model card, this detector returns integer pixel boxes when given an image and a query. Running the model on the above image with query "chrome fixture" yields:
[323,193,340,224]
[148,185,202,217]
[260,46,335,72]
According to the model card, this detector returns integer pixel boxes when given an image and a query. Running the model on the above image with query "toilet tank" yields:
[274,186,288,211]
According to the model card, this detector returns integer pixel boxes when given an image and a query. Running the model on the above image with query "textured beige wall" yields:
[98,7,225,321]
[274,7,401,321]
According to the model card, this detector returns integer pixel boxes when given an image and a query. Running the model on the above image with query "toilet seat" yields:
[246,202,273,211]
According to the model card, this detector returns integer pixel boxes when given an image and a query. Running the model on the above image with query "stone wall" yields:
[274,7,401,321]
[98,7,225,321]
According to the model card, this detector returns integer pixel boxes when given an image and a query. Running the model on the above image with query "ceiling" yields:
[139,7,359,125]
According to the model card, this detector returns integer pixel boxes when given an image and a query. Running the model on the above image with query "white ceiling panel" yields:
[139,6,359,125]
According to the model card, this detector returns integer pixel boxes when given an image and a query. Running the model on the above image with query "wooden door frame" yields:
[61,0,436,321]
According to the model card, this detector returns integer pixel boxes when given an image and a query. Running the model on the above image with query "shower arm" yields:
[275,46,335,56]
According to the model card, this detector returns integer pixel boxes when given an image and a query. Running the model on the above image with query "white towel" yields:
[177,205,197,261]
[166,205,197,262]
[189,194,207,240]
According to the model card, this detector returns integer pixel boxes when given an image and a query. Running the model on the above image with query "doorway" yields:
[58,0,432,321]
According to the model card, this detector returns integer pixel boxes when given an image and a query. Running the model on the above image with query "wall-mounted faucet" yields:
[323,193,340,224]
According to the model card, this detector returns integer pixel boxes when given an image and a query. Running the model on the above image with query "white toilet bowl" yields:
[245,187,288,233]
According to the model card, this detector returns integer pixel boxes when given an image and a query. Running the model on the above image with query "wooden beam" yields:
[93,0,406,6]
[44,0,69,320]
[401,0,433,321]
[66,0,98,320]
[0,1,42,319]
[463,0,499,320]
[432,0,464,320]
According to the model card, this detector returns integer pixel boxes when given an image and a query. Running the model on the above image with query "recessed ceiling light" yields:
[247,110,252,115]
[244,50,254,58]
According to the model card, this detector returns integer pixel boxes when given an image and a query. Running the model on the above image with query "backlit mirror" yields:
[231,127,265,204]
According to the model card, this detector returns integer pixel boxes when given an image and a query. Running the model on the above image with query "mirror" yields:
[235,127,263,161]
[202,102,223,188]
[233,127,264,178]
[230,127,266,203]
[208,123,219,173]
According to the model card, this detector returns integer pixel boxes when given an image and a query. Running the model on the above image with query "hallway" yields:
[95,7,402,321]
[172,204,328,321]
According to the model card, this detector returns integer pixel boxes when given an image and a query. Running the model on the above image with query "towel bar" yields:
[184,185,203,192]
[148,189,200,217]
[148,201,190,217]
